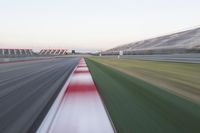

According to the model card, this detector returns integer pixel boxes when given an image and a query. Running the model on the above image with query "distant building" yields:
[72,50,75,54]
[119,51,123,56]
[38,49,68,56]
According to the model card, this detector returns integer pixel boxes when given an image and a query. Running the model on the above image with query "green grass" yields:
[88,57,200,103]
[86,58,200,133]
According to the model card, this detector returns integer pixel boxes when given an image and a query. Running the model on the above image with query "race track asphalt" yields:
[0,57,80,133]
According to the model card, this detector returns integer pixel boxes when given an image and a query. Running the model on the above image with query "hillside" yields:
[104,27,200,54]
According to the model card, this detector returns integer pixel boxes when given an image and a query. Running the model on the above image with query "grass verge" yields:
[86,58,200,133]
[88,57,200,103]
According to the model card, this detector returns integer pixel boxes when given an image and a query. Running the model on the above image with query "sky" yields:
[0,0,200,51]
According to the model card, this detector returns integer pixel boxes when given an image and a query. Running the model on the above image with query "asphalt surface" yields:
[106,53,200,63]
[0,57,53,63]
[0,57,35,62]
[0,57,80,133]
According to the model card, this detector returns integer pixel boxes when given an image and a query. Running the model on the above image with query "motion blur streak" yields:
[48,59,114,133]
[0,57,80,133]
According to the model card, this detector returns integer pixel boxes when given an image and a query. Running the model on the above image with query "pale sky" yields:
[0,0,200,51]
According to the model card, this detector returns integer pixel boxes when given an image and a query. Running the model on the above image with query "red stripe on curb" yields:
[74,71,89,74]
[47,58,114,133]
[66,84,96,93]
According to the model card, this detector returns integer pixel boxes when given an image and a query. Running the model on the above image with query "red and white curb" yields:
[37,58,114,133]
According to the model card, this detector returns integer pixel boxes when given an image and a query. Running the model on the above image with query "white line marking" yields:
[70,73,93,85]
[48,92,114,133]
[76,67,89,71]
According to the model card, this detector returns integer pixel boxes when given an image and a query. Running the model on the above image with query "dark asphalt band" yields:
[0,57,80,133]
[28,63,76,133]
